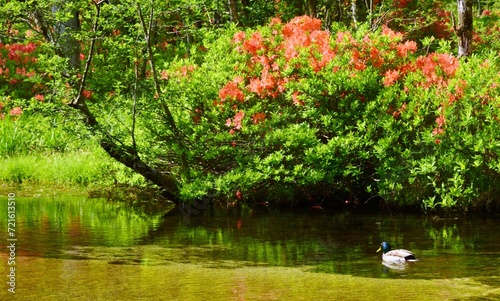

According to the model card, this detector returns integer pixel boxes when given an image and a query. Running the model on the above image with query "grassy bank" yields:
[0,151,110,185]
[0,150,153,196]
[0,114,148,195]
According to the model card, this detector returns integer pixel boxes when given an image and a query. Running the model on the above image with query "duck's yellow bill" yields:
[376,247,381,252]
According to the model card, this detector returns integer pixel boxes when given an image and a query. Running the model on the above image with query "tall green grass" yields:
[0,151,148,188]
[0,151,108,185]
[0,114,85,156]
[0,114,147,187]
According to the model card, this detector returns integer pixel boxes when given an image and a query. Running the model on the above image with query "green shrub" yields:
[161,16,500,211]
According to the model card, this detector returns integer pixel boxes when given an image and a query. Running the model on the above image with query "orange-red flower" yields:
[292,91,304,106]
[396,41,417,57]
[9,107,23,116]
[282,15,321,37]
[252,112,266,124]
[243,32,265,55]
[233,111,245,129]
[34,94,45,102]
[381,25,403,40]
[436,114,445,128]
[435,53,459,77]
[233,31,246,44]
[383,69,400,86]
[219,81,245,102]
[82,90,93,99]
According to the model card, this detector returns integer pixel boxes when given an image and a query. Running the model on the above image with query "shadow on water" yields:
[1,195,500,300]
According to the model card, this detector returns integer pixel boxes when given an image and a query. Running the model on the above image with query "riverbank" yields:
[0,146,157,200]
[2,114,500,213]
[1,145,498,214]
[0,181,168,203]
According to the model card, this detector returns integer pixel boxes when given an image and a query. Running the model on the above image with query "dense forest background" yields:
[1,0,500,212]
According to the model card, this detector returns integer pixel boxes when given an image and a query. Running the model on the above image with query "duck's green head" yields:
[377,242,391,253]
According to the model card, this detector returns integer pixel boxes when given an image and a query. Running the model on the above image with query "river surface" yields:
[1,195,499,300]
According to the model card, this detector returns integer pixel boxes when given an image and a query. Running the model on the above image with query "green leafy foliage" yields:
[163,15,500,211]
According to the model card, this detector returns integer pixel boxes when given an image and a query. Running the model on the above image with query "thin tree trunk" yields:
[308,0,317,17]
[331,0,343,23]
[33,9,54,45]
[53,4,81,70]
[228,0,239,23]
[240,0,249,24]
[351,0,358,28]
[295,0,306,16]
[457,0,473,57]
[137,3,190,182]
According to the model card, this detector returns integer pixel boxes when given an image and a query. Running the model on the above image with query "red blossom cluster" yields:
[381,25,404,39]
[213,15,463,138]
[383,69,400,87]
[348,26,419,74]
[225,111,245,135]
[281,15,334,70]
[243,32,266,55]
[218,78,245,103]
[0,42,45,100]
[0,42,38,83]
[432,112,446,144]
[383,50,460,138]
[0,101,23,120]
[160,65,196,81]
[9,107,23,116]
[1,42,37,63]
[251,112,266,124]
[396,41,417,57]
[415,53,459,86]
[383,52,459,89]
[34,94,45,102]
[220,16,340,133]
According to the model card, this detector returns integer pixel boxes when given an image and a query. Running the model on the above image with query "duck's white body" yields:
[382,249,418,263]
[377,242,418,263]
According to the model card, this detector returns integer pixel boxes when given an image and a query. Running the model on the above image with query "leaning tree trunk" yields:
[457,0,473,57]
[69,2,180,201]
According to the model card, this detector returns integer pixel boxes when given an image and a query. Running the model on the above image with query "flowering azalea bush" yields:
[0,40,49,116]
[162,15,500,211]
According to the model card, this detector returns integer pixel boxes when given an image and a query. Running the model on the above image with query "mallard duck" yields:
[377,242,418,263]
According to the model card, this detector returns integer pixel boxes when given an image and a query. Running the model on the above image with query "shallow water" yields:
[1,195,499,300]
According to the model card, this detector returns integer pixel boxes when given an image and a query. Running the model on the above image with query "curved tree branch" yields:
[68,1,179,201]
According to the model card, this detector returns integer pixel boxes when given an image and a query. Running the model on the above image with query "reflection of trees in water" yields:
[428,222,464,253]
[425,216,499,254]
[5,196,499,279]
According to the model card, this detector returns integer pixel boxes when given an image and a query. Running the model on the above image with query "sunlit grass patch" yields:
[0,151,108,185]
